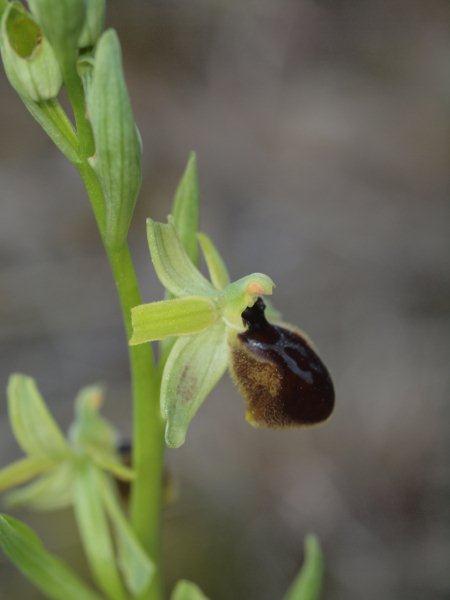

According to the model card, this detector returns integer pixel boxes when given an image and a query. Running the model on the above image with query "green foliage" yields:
[90,29,142,249]
[0,514,102,600]
[284,535,324,600]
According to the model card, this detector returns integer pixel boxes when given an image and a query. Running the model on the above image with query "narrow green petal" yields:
[197,232,230,290]
[284,535,324,600]
[71,385,117,454]
[0,514,102,600]
[73,462,127,600]
[7,374,70,460]
[147,219,215,297]
[99,472,154,596]
[130,296,218,345]
[0,456,53,494]
[171,579,209,600]
[172,152,200,266]
[161,321,228,448]
[4,462,74,511]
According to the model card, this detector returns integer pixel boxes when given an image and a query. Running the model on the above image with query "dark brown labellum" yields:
[229,298,335,428]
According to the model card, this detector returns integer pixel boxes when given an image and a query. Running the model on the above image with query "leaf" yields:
[171,152,200,266]
[161,321,228,448]
[90,29,141,249]
[171,579,209,600]
[73,461,127,600]
[0,514,102,600]
[284,535,324,600]
[99,472,154,595]
[7,374,70,461]
[147,219,216,298]
[197,232,230,290]
[130,296,219,345]
[4,461,74,511]
[0,456,53,494]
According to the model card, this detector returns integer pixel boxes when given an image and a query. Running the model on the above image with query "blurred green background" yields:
[1,1,450,598]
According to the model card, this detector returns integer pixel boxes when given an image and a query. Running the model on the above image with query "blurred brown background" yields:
[1,0,450,598]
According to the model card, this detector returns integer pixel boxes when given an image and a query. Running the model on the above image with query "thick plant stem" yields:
[78,162,165,600]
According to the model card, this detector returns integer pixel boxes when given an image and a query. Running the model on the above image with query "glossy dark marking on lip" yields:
[230,298,334,427]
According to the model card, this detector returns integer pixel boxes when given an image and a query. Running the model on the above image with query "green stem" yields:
[37,55,165,599]
[77,163,165,599]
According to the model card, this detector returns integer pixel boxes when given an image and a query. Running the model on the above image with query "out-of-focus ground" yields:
[1,1,450,598]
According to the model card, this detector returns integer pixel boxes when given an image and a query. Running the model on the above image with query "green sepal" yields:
[130,296,219,345]
[77,54,94,104]
[161,321,228,448]
[78,0,105,48]
[197,231,230,290]
[171,152,200,266]
[221,273,275,330]
[284,535,324,600]
[99,472,154,596]
[4,462,74,511]
[0,456,53,494]
[1,2,62,101]
[28,0,85,63]
[147,219,215,297]
[0,514,102,600]
[7,374,70,461]
[90,29,142,249]
[73,461,127,600]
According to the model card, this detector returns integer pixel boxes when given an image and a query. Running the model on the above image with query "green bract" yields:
[0,2,62,102]
[0,375,154,598]
[89,29,142,249]
[130,218,274,447]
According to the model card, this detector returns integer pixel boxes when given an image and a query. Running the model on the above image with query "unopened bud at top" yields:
[0,2,62,102]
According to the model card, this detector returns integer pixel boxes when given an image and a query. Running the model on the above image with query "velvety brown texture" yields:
[230,299,334,427]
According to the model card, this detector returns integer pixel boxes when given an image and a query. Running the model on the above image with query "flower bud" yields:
[28,0,85,62]
[78,0,105,49]
[229,298,334,427]
[0,2,62,102]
